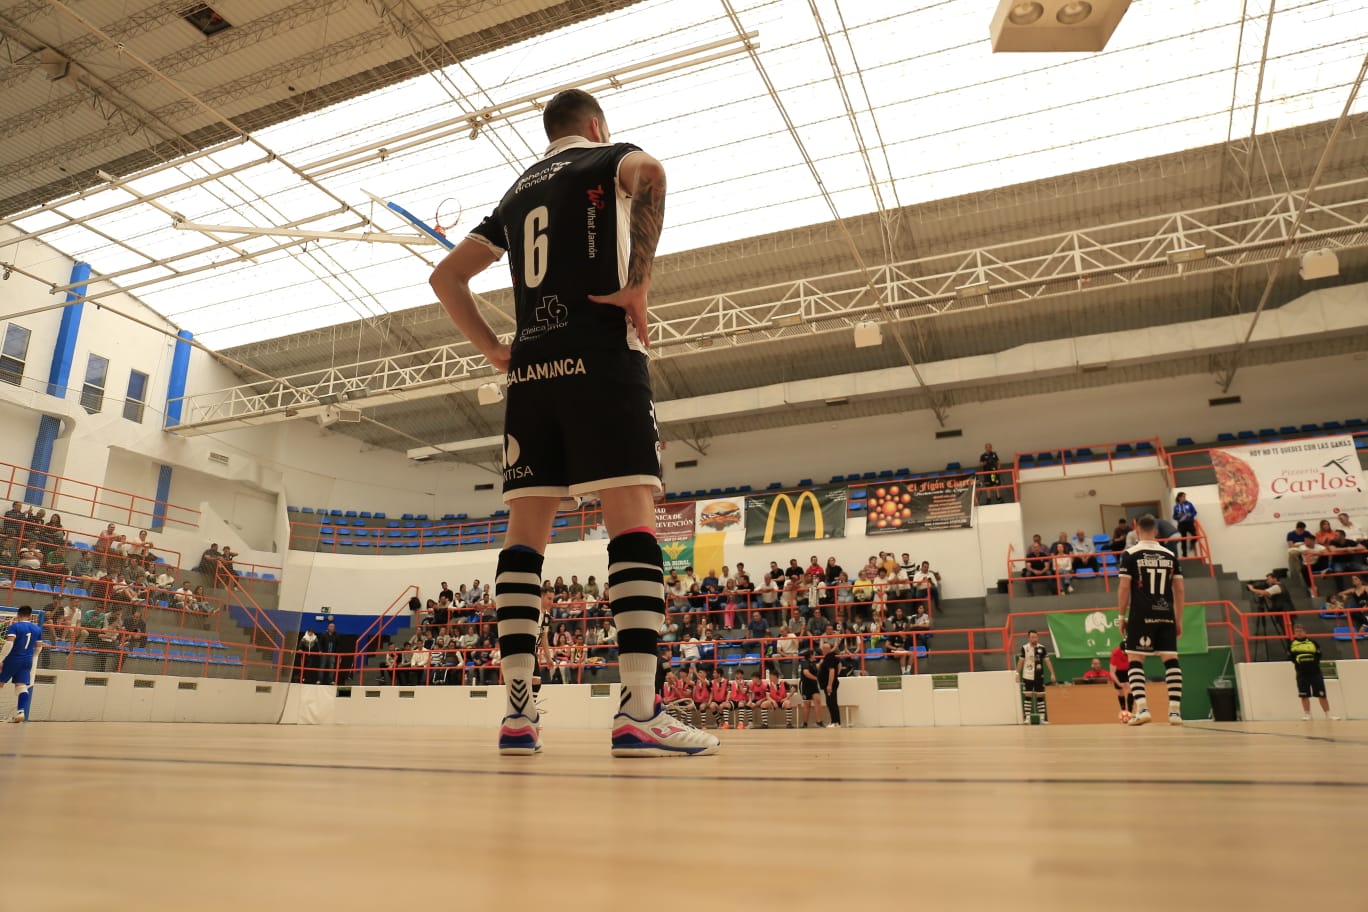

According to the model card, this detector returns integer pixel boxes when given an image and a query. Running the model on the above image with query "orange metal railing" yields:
[1,459,200,531]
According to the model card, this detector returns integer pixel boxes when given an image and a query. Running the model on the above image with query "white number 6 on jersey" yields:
[523,206,549,289]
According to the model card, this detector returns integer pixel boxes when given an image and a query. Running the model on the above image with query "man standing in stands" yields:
[430,88,717,757]
[1172,492,1198,557]
[319,621,342,685]
[979,443,1001,504]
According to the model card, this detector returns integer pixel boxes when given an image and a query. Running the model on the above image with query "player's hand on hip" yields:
[484,342,511,373]
[588,286,650,348]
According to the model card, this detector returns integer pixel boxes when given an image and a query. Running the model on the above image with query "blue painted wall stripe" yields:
[164,329,193,428]
[152,464,173,530]
[46,261,91,398]
[25,415,61,506]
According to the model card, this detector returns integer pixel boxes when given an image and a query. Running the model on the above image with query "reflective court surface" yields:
[2,722,1364,911]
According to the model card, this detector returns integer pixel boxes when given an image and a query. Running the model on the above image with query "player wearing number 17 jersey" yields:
[1,606,43,723]
[1118,515,1184,726]
[430,89,718,759]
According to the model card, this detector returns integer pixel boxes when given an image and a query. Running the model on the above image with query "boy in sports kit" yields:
[691,670,712,728]
[1015,629,1056,723]
[1118,515,1184,726]
[763,668,792,728]
[748,672,770,728]
[1289,624,1338,721]
[729,669,752,730]
[431,89,717,758]
[1109,643,1134,722]
[1,606,43,723]
[711,668,733,729]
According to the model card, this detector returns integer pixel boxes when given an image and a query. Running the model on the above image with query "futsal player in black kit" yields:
[1118,514,1184,726]
[430,89,718,758]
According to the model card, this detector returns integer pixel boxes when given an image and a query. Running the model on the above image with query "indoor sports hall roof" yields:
[1,0,1367,459]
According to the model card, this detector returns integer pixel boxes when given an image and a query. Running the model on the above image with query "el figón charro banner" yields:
[865,474,975,535]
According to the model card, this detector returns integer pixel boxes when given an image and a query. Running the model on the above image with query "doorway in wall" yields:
[1099,501,1162,533]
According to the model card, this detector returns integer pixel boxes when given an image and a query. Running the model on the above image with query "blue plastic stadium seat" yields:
[850,488,866,499]
[403,531,419,539]
[1136,442,1154,453]
[878,470,895,479]
[1018,454,1035,466]
[287,506,299,513]
[1114,443,1134,455]
[552,518,570,528]
[329,509,342,517]
[374,512,386,520]
[72,542,89,551]
[300,507,314,514]
[709,488,723,496]
[359,511,372,519]
[915,646,928,658]
[1237,430,1256,440]
[798,478,812,487]
[861,472,877,481]
[738,485,752,493]
[1332,627,1367,641]
[895,468,910,476]
[1323,421,1343,431]
[456,513,468,520]
[849,501,866,513]
[1357,438,1368,450]
[1257,428,1277,438]
[766,482,782,490]
[945,462,962,471]
[417,514,429,521]
[344,510,358,518]
[665,492,679,500]
[332,518,348,526]
[492,524,508,534]
[1345,418,1365,429]
[1217,433,1235,442]
[402,521,416,529]
[864,648,885,660]
[1300,424,1319,433]
[402,513,415,521]
[1176,437,1194,446]
[723,487,737,495]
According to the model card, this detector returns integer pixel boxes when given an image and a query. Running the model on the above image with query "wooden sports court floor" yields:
[2,721,1364,912]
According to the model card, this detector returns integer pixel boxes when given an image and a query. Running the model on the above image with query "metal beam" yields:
[173,222,442,246]
[166,176,1368,434]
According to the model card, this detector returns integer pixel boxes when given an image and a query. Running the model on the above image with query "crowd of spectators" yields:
[1286,514,1368,630]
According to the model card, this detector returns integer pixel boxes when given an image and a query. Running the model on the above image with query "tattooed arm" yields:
[587,150,666,346]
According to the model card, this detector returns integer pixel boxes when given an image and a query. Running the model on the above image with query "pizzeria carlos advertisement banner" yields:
[1212,435,1368,526]
[1045,607,1208,658]
[865,474,975,535]
[743,487,847,545]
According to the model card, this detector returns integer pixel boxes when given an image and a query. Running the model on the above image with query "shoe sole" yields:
[611,743,720,758]
[1128,715,1152,727]
[1169,717,1183,726]
[499,745,542,756]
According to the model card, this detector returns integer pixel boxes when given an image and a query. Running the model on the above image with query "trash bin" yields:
[1208,686,1238,722]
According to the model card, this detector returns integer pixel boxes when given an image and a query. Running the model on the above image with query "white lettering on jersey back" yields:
[506,358,587,386]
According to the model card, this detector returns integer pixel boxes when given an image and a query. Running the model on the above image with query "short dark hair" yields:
[1027,628,1037,635]
[1136,514,1158,533]
[16,606,32,618]
[543,89,604,140]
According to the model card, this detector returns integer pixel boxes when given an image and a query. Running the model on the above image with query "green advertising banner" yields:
[660,538,694,575]
[743,487,847,545]
[1045,605,1208,658]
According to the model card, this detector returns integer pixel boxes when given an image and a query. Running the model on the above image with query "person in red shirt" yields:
[663,673,695,720]
[748,672,769,727]
[1082,658,1110,680]
[1109,644,1134,721]
[692,671,712,727]
[807,555,824,579]
[710,668,733,729]
[729,669,752,729]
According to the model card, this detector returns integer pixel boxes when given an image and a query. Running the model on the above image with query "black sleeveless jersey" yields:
[467,137,644,364]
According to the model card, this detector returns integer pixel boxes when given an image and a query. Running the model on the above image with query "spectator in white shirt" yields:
[1050,543,1076,595]
[913,561,942,612]
[1337,513,1367,547]
[1071,529,1099,572]
[1294,533,1329,586]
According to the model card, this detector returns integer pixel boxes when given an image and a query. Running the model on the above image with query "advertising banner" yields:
[865,474,975,534]
[1212,435,1367,526]
[654,502,696,541]
[1045,606,1208,658]
[744,487,847,545]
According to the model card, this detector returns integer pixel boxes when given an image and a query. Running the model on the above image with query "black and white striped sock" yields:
[1164,658,1183,717]
[608,530,665,719]
[495,546,543,718]
[1128,661,1149,715]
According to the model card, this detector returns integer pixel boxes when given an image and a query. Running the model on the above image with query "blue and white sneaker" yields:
[498,713,542,756]
[611,700,720,758]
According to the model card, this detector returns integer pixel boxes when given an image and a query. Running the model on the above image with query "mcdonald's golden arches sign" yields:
[743,487,848,544]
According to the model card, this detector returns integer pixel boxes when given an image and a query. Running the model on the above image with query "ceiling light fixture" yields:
[1165,246,1207,265]
[955,281,992,299]
[772,313,804,328]
[1008,2,1044,25]
[1056,1,1093,24]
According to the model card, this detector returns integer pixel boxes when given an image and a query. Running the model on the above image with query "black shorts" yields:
[501,346,661,502]
[1296,668,1326,699]
[801,684,819,700]
[1125,615,1178,654]
[1021,676,1046,693]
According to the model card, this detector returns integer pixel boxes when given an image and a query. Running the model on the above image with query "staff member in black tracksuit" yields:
[819,639,843,729]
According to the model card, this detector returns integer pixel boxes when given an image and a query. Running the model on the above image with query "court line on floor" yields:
[1183,723,1368,745]
[1,750,1364,789]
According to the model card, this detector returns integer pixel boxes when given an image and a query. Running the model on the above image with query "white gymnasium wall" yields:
[1018,465,1172,542]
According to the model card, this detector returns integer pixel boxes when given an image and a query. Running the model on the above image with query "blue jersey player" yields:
[1,606,43,723]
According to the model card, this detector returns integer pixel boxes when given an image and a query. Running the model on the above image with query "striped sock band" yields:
[1128,661,1148,713]
[495,547,544,717]
[1164,658,1183,716]
[608,530,666,719]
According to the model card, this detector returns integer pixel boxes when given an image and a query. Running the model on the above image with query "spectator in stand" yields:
[1021,535,1052,596]
[123,608,147,650]
[831,572,853,620]
[757,573,780,622]
[870,569,889,623]
[851,571,874,622]
[296,629,321,684]
[806,555,823,579]
[16,544,41,583]
[913,561,942,612]
[43,546,66,577]
[2,501,24,537]
[152,566,175,591]
[979,443,1001,504]
[784,558,803,582]
[1336,514,1367,547]
[131,530,153,560]
[38,514,66,553]
[1293,533,1329,587]
[912,603,932,652]
[746,611,769,654]
[1327,530,1368,589]
[1285,521,1309,548]
[196,542,222,575]
[1326,576,1368,631]
[1070,530,1099,573]
[1314,519,1337,547]
[319,622,343,684]
[1050,543,1076,595]
[1172,493,1198,557]
[1247,573,1294,638]
[823,556,843,596]
[1108,518,1131,553]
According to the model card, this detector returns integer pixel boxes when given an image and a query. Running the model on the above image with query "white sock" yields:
[618,653,658,718]
[501,653,536,718]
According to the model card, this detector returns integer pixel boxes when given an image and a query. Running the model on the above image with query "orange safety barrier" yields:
[1015,437,1167,478]
[216,571,285,658]
[37,621,268,680]
[3,516,183,573]
[0,460,200,531]
[355,584,422,664]
[1002,600,1246,666]
[2,564,234,635]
